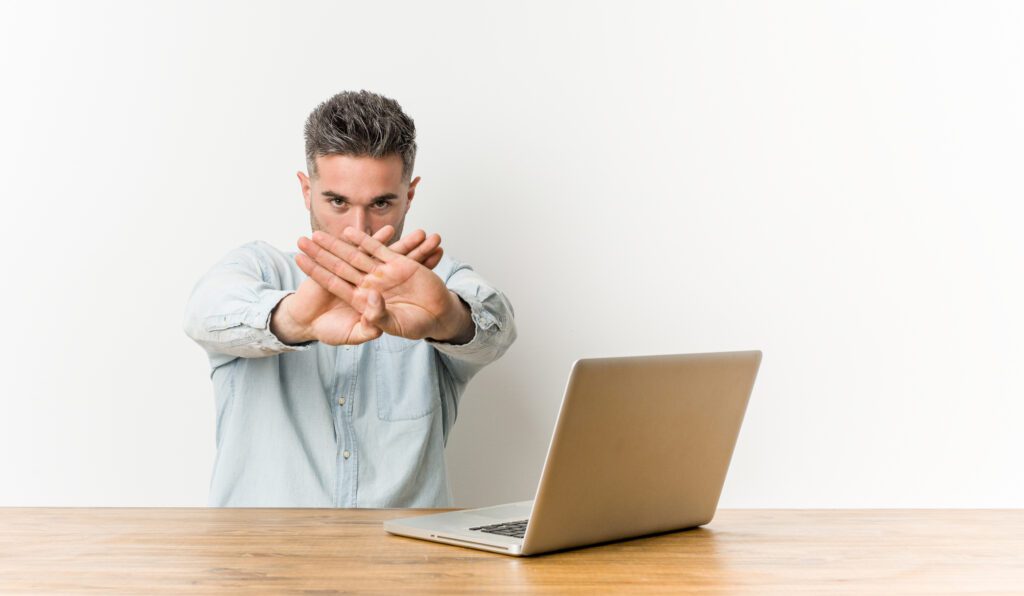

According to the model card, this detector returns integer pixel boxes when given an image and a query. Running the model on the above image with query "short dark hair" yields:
[303,90,417,181]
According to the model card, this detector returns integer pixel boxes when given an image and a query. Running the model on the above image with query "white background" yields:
[1,1,1021,508]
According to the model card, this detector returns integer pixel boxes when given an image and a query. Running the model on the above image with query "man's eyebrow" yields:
[321,190,398,202]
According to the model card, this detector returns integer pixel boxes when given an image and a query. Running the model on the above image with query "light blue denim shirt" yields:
[182,240,516,508]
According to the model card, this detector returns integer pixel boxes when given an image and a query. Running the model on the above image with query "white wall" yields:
[1,0,1021,508]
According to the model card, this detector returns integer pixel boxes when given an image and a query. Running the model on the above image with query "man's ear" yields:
[406,175,421,213]
[298,171,312,210]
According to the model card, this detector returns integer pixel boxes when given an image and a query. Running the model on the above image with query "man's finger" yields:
[298,225,393,284]
[341,227,399,264]
[372,225,396,245]
[360,289,391,330]
[422,247,443,270]
[388,229,427,258]
[406,232,441,263]
[311,229,381,274]
[294,252,357,304]
[298,236,366,287]
[349,320,383,344]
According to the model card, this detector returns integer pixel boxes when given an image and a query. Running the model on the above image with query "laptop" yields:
[384,350,763,556]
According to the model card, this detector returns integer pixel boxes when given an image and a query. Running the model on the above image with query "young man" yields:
[183,90,517,507]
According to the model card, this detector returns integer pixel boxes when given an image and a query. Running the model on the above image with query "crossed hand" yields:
[276,225,471,346]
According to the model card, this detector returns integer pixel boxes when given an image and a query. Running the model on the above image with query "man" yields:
[182,90,517,507]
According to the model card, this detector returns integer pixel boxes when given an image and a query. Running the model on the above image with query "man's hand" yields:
[271,226,442,346]
[302,227,475,344]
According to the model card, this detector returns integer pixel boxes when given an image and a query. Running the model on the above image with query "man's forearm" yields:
[428,291,475,345]
[270,294,315,345]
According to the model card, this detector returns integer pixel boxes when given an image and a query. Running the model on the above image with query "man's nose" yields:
[351,209,372,235]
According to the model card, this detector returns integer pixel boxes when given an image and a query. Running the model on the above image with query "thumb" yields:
[361,289,391,329]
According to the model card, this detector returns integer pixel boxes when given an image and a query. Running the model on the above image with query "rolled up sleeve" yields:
[427,259,517,384]
[183,242,312,371]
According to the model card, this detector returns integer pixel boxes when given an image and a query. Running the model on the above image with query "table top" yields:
[1,508,1021,594]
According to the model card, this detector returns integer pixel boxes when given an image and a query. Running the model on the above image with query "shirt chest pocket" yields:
[373,336,440,421]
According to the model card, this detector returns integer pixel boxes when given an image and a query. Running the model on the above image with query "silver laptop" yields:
[385,350,762,556]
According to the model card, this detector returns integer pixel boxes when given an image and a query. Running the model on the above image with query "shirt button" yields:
[338,396,346,406]
[342,450,351,459]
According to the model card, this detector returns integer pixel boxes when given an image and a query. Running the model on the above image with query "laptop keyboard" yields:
[469,519,529,539]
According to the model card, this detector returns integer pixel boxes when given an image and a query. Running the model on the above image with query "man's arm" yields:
[182,241,312,371]
[427,259,518,383]
[185,229,444,369]
[424,290,475,345]
[269,293,316,345]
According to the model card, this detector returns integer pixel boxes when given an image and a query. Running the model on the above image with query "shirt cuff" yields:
[425,288,502,358]
[250,289,315,353]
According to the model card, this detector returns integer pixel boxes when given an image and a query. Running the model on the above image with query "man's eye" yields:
[373,201,391,209]
[330,198,345,207]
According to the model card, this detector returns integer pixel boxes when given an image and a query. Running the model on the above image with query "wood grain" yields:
[0,508,1021,594]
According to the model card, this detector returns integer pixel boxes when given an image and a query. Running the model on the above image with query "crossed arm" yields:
[270,226,475,347]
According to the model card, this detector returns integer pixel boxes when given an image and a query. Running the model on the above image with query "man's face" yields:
[298,153,420,244]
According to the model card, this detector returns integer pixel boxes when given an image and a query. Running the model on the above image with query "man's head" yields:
[298,90,420,243]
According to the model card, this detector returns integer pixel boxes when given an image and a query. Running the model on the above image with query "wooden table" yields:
[0,508,1021,594]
